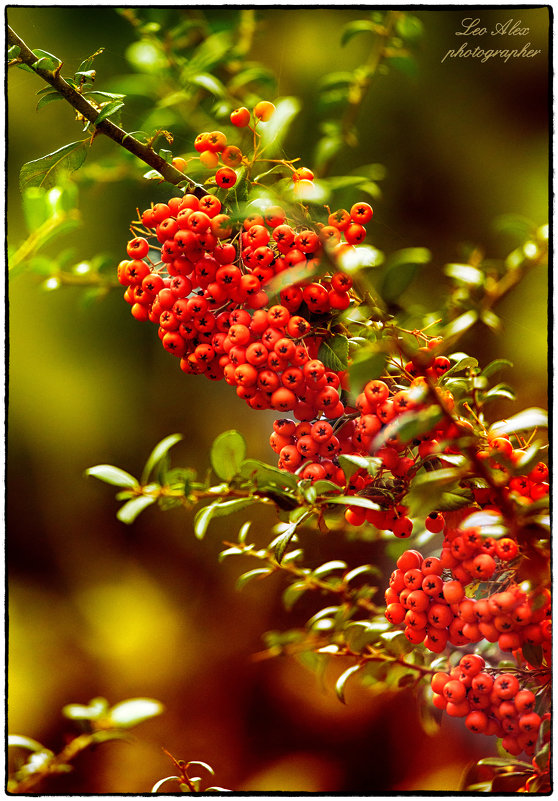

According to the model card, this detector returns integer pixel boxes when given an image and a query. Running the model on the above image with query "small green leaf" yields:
[117,496,156,524]
[326,495,380,511]
[318,335,349,371]
[189,72,226,97]
[85,464,139,488]
[62,697,108,720]
[481,358,513,377]
[95,100,125,125]
[481,309,501,332]
[348,351,387,397]
[375,406,443,447]
[36,91,64,111]
[272,521,301,563]
[335,664,362,702]
[484,383,516,402]
[444,263,484,287]
[211,430,246,481]
[240,459,298,491]
[141,433,182,485]
[443,310,479,340]
[395,14,424,41]
[338,454,382,480]
[108,698,164,727]
[312,560,348,578]
[236,568,272,590]
[20,141,89,191]
[381,248,430,302]
[340,19,376,46]
[343,564,380,583]
[282,581,309,610]
[194,498,255,539]
[8,735,48,752]
[259,96,301,156]
[489,408,547,436]
[8,45,21,59]
[151,776,181,793]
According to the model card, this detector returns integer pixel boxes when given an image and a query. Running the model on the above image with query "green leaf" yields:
[385,54,418,78]
[443,310,479,340]
[340,19,376,46]
[481,358,513,377]
[20,141,89,192]
[21,186,51,232]
[259,96,301,156]
[442,356,479,377]
[151,776,181,793]
[375,406,443,446]
[211,430,247,481]
[240,459,298,491]
[36,91,64,111]
[344,564,380,583]
[272,521,301,563]
[477,757,531,768]
[348,350,386,397]
[194,498,255,539]
[484,383,516,402]
[236,568,273,590]
[282,581,309,611]
[489,408,547,436]
[335,664,362,702]
[108,698,164,728]
[62,697,108,720]
[338,454,382,480]
[395,14,424,41]
[312,560,348,578]
[318,335,349,371]
[189,72,226,97]
[380,630,413,656]
[141,434,182,485]
[8,735,48,752]
[444,263,484,287]
[381,248,430,302]
[312,479,343,496]
[480,309,501,332]
[325,495,380,511]
[318,71,354,90]
[85,464,139,488]
[7,45,21,59]
[344,620,390,651]
[186,31,233,74]
[117,496,156,524]
[95,100,125,125]
[32,49,62,73]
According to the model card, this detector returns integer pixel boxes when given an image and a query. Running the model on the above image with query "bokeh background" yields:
[7,6,549,794]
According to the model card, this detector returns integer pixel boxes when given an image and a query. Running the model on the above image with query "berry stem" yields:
[6,25,205,194]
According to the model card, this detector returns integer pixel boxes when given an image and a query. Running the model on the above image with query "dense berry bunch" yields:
[431,654,550,758]
[385,547,552,657]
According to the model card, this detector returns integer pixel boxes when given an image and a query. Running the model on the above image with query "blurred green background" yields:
[8,7,549,793]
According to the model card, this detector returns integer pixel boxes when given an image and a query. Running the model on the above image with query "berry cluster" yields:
[431,654,550,758]
[384,548,552,659]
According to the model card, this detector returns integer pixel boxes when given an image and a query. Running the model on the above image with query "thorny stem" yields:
[7,25,204,195]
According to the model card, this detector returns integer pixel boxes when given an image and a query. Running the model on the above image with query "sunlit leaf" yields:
[8,735,48,752]
[141,433,182,485]
[151,776,181,793]
[108,698,164,727]
[20,141,89,191]
[381,248,430,302]
[481,358,513,377]
[189,72,226,97]
[259,96,301,156]
[335,664,362,702]
[240,458,298,491]
[318,335,348,371]
[236,568,273,590]
[444,263,484,287]
[489,408,547,436]
[340,19,376,46]
[117,495,156,524]
[211,430,246,481]
[443,310,479,340]
[95,100,125,125]
[194,498,256,540]
[85,464,139,488]
[326,495,380,510]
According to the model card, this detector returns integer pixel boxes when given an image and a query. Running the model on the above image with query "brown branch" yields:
[7,25,205,195]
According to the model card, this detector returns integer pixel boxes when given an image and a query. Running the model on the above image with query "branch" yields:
[7,25,204,195]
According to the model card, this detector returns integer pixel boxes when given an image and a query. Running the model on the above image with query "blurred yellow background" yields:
[8,7,549,793]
